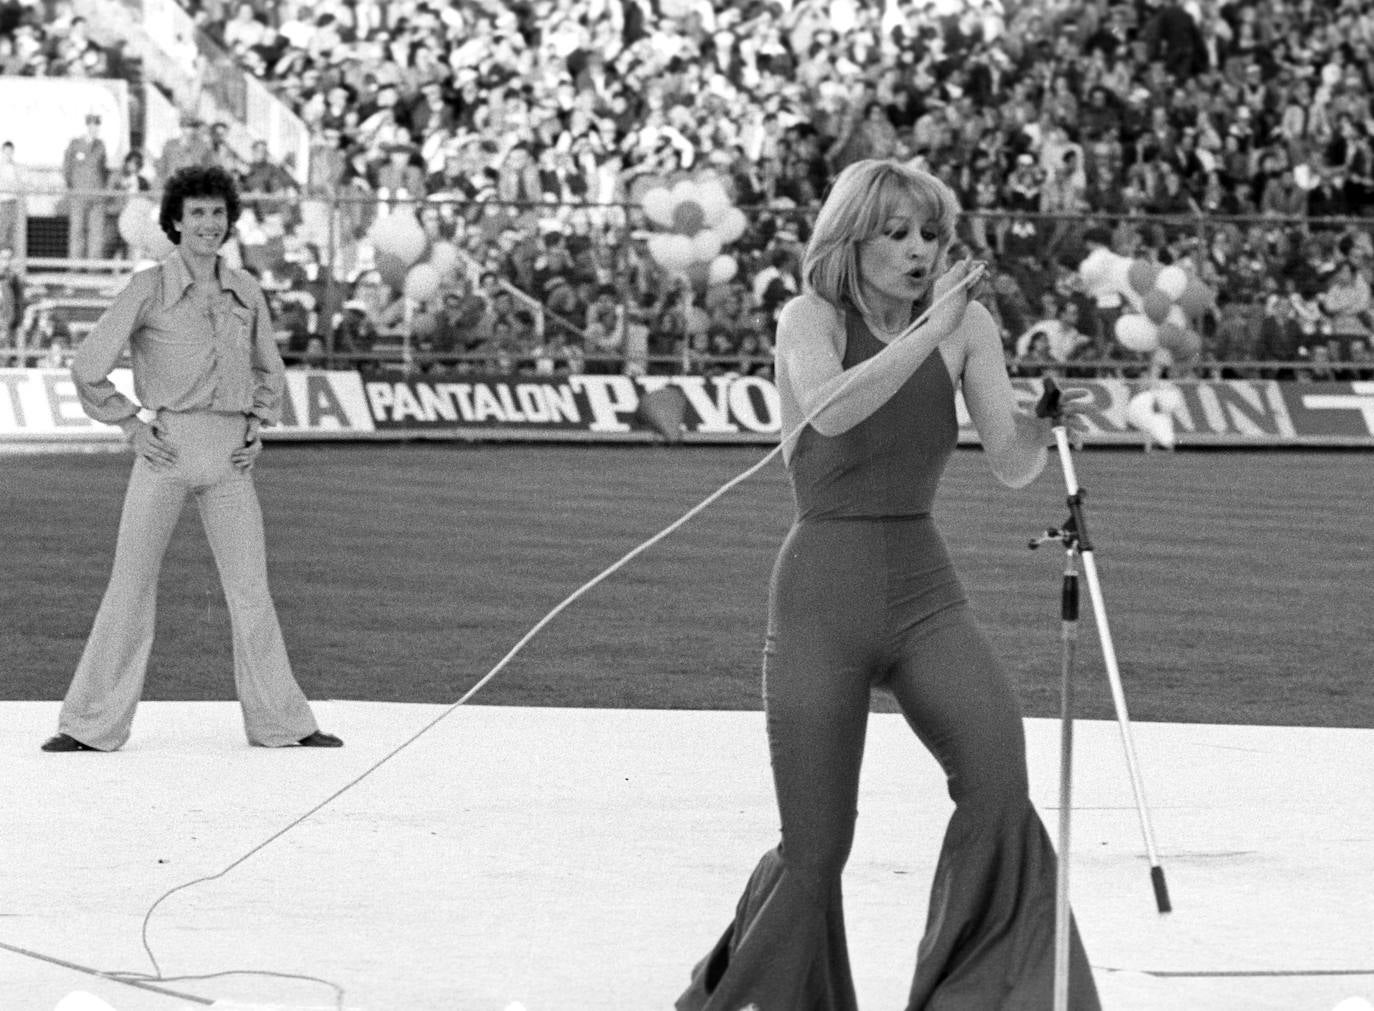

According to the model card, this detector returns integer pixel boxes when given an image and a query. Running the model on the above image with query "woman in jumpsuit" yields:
[677,160,1100,1009]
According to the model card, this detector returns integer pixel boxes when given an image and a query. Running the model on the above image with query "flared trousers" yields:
[56,410,319,751]
[678,517,1100,1010]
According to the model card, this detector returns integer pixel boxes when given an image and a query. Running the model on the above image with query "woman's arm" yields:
[777,261,978,441]
[958,300,1052,488]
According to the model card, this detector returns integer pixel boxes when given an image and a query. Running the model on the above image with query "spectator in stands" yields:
[334,299,379,362]
[1320,259,1372,351]
[582,284,624,373]
[1349,336,1374,380]
[424,283,487,365]
[155,116,215,185]
[1258,295,1307,379]
[241,138,297,216]
[0,139,22,251]
[0,244,22,349]
[1015,293,1089,365]
[375,142,426,204]
[307,125,347,195]
[1210,292,1264,377]
[62,111,108,260]
[167,0,1374,376]
[18,299,70,361]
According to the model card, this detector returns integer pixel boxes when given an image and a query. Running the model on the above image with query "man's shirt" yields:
[72,249,285,425]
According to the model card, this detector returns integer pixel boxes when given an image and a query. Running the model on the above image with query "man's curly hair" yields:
[158,165,242,244]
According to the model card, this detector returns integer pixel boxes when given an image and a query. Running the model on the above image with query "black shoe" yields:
[41,733,98,752]
[298,730,343,748]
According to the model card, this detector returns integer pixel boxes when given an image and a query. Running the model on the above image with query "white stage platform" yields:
[3,701,1372,1010]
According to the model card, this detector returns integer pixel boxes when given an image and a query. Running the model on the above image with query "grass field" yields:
[4,444,1371,727]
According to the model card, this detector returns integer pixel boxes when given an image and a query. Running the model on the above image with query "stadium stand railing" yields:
[4,191,1374,382]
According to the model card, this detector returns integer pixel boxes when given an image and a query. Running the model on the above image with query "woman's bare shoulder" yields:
[776,292,845,343]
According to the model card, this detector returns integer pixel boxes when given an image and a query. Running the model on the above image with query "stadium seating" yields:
[4,0,1374,379]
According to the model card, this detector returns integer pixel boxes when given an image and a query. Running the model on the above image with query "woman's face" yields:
[857,198,945,307]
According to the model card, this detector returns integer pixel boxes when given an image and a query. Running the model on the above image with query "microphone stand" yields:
[1029,378,1172,1011]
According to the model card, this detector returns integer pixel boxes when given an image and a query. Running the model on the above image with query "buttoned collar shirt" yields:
[71,247,285,426]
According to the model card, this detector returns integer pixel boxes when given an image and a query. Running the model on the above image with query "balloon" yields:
[1141,288,1172,325]
[707,253,738,286]
[1177,277,1215,317]
[142,223,174,259]
[636,386,687,443]
[684,305,711,333]
[627,174,668,205]
[1127,259,1161,297]
[649,233,695,271]
[404,262,442,302]
[1126,390,1176,449]
[694,176,731,224]
[428,240,461,280]
[1153,383,1185,414]
[670,179,701,209]
[1155,264,1188,299]
[1114,313,1159,353]
[691,228,722,263]
[671,199,706,236]
[1158,323,1202,358]
[1165,305,1188,329]
[642,187,675,228]
[117,198,156,248]
[368,210,427,265]
[1078,252,1111,289]
[716,207,748,244]
[376,250,410,292]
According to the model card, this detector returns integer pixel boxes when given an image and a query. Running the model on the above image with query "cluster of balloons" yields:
[367,210,462,303]
[116,197,173,262]
[639,175,748,289]
[1082,251,1216,360]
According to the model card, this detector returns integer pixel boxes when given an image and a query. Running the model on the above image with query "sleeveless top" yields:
[788,308,959,521]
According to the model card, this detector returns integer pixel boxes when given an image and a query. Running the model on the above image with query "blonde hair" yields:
[802,159,961,320]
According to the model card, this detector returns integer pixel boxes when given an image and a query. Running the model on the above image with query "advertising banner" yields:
[3,369,1373,448]
[0,369,374,441]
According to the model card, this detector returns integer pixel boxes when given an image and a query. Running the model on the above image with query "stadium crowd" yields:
[4,0,1374,380]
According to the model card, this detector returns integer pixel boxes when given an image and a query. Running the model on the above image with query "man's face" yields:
[176,196,229,256]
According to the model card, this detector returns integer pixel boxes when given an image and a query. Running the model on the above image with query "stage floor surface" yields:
[3,701,1372,1010]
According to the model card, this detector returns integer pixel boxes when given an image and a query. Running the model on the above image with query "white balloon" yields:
[1165,304,1188,328]
[642,187,675,228]
[1156,264,1188,299]
[691,228,723,263]
[670,179,701,209]
[1153,383,1185,414]
[1126,390,1176,449]
[716,207,748,245]
[1114,313,1159,353]
[403,262,442,302]
[694,176,731,224]
[367,210,427,265]
[707,253,738,286]
[651,233,695,271]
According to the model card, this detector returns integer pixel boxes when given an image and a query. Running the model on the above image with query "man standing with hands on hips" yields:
[41,165,342,753]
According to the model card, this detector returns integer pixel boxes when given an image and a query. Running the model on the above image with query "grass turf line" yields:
[3,444,1370,727]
